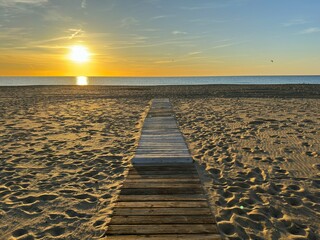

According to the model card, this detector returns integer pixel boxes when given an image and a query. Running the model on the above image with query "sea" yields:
[0,76,319,86]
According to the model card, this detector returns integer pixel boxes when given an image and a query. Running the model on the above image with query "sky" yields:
[0,0,320,76]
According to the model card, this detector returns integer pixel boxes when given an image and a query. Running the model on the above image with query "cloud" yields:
[81,0,86,9]
[151,15,169,20]
[0,0,47,6]
[283,19,308,27]
[172,31,187,35]
[43,9,73,22]
[68,28,84,39]
[0,26,29,43]
[299,27,320,34]
[121,17,139,28]
[181,6,212,10]
[188,51,202,56]
[181,0,248,11]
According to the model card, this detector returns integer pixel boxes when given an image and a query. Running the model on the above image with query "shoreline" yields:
[1,84,320,99]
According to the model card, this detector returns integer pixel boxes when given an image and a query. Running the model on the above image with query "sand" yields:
[173,98,320,239]
[0,85,320,240]
[0,90,150,239]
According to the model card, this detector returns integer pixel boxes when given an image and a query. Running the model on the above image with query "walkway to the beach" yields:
[105,99,221,239]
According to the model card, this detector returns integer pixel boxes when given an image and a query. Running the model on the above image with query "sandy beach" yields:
[173,97,320,239]
[0,85,319,239]
[0,89,150,239]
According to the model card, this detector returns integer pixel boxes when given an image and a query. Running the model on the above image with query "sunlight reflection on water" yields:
[76,76,88,85]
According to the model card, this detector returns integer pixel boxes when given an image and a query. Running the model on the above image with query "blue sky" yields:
[0,0,320,76]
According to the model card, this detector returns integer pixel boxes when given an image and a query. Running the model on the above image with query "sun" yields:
[69,45,90,63]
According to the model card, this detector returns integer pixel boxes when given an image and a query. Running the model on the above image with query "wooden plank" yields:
[128,170,197,175]
[124,179,200,183]
[129,169,195,173]
[139,135,185,138]
[132,158,193,164]
[112,208,212,216]
[138,142,187,145]
[135,153,191,157]
[126,175,198,179]
[134,156,192,159]
[142,131,181,133]
[139,139,186,142]
[117,194,207,202]
[109,216,216,225]
[120,188,203,195]
[122,183,202,189]
[131,165,195,170]
[136,150,190,154]
[128,166,194,175]
[115,201,208,208]
[141,132,182,135]
[106,234,222,240]
[137,146,187,149]
[137,148,188,151]
[129,169,196,173]
[136,153,191,156]
[106,224,219,235]
[137,148,187,150]
[130,166,195,170]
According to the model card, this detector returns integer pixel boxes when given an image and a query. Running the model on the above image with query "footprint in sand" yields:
[312,179,320,189]
[93,219,106,227]
[234,215,264,231]
[313,163,320,171]
[207,167,221,176]
[49,213,66,220]
[45,225,65,237]
[306,151,319,157]
[218,221,236,237]
[287,223,307,237]
[285,197,303,207]
[12,228,29,238]
[65,209,89,218]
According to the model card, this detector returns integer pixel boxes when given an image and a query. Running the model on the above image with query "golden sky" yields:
[0,0,320,76]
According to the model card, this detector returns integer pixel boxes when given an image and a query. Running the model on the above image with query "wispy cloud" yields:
[151,15,169,20]
[68,28,84,39]
[81,0,86,9]
[210,43,236,49]
[283,19,308,27]
[181,0,248,11]
[188,51,202,56]
[0,26,29,43]
[0,0,47,6]
[43,9,72,22]
[172,31,187,35]
[299,27,320,34]
[121,17,139,28]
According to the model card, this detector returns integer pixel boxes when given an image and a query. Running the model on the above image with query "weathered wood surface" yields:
[106,234,222,240]
[104,99,221,239]
[107,224,218,234]
[117,194,207,202]
[112,207,213,216]
[133,98,192,164]
[105,164,221,238]
[110,216,216,224]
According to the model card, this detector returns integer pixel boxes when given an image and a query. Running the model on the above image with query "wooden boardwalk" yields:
[105,99,221,239]
[133,98,193,164]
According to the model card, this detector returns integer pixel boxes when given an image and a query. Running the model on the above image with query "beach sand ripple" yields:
[0,93,149,239]
[173,98,320,240]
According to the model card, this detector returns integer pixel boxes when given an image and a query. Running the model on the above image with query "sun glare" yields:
[76,76,88,85]
[69,45,90,63]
